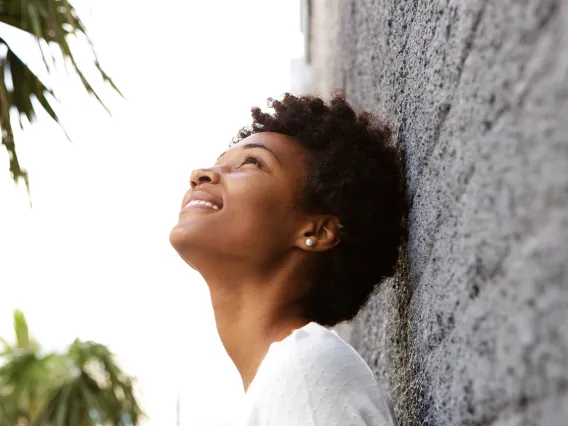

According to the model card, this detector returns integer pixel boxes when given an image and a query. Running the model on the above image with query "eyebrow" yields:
[217,143,281,164]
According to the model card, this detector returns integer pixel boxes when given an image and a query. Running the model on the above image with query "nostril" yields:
[190,168,218,189]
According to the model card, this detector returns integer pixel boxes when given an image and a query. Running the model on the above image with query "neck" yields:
[199,256,310,391]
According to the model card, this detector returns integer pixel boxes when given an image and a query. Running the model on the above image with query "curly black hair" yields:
[233,92,405,327]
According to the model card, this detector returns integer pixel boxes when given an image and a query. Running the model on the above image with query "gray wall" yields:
[307,0,568,425]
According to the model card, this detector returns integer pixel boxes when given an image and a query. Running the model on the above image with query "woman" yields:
[170,93,404,425]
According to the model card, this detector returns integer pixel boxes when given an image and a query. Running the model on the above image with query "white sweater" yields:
[230,322,397,426]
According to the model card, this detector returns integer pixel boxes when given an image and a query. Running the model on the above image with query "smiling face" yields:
[169,132,311,270]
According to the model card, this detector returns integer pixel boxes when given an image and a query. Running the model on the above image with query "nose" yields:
[190,167,221,189]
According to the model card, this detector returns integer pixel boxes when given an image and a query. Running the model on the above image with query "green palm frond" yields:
[13,309,32,350]
[0,0,121,193]
[66,340,143,425]
[0,392,17,426]
[0,336,11,356]
[1,310,143,425]
[33,339,143,425]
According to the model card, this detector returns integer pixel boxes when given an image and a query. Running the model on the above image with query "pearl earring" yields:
[305,238,315,247]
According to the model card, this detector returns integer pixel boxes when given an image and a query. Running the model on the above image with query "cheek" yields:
[233,189,288,231]
[224,180,296,246]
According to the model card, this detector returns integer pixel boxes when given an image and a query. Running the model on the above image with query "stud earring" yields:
[305,238,315,247]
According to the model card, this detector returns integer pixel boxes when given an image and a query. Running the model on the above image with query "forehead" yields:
[221,132,307,165]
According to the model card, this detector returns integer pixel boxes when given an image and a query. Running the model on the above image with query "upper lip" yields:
[183,190,223,210]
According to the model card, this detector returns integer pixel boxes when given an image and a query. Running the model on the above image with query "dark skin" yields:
[170,132,342,390]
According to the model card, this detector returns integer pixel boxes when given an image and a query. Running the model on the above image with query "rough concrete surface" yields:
[309,0,568,425]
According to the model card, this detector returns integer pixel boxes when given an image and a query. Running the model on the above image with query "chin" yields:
[169,222,213,269]
[169,223,193,254]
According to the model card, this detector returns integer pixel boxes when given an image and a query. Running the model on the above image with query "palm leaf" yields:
[13,309,30,350]
[69,340,143,424]
[0,336,12,356]
[0,350,52,424]
[0,0,121,192]
[0,393,17,426]
[35,339,143,425]
[1,311,143,425]
[0,59,29,192]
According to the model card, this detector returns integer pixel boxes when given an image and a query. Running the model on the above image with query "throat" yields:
[209,283,309,391]
[198,255,313,391]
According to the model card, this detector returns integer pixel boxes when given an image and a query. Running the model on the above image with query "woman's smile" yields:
[182,200,220,211]
[180,190,223,213]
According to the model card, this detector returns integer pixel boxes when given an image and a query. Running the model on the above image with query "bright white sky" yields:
[0,1,303,424]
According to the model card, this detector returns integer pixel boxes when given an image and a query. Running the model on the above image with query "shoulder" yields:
[270,323,374,385]
[245,323,396,425]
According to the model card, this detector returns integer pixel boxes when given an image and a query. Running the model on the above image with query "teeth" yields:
[187,199,220,210]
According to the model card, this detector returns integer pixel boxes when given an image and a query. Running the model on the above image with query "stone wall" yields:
[308,0,568,424]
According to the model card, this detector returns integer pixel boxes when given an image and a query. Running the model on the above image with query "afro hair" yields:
[233,92,405,326]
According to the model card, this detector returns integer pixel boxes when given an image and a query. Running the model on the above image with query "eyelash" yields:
[239,154,264,169]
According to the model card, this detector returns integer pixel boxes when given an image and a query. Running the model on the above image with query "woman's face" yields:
[170,132,310,269]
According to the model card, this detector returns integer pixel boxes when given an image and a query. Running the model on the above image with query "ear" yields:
[296,215,343,252]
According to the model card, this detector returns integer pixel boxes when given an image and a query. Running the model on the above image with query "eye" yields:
[238,154,264,169]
